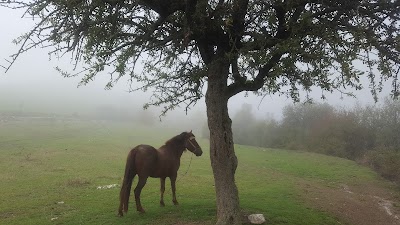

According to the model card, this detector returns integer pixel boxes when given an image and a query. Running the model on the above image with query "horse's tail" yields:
[118,149,137,216]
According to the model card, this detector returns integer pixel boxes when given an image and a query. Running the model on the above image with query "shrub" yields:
[363,150,400,185]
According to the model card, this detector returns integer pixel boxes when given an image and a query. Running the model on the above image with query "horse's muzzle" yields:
[194,148,203,156]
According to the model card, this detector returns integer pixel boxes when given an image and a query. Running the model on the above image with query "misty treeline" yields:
[228,99,400,185]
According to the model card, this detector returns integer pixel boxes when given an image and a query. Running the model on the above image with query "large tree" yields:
[1,0,399,224]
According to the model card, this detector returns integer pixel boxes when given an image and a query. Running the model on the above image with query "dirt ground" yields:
[299,180,400,225]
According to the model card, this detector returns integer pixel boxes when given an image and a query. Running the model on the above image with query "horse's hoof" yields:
[173,200,179,206]
[137,208,146,213]
[160,201,165,207]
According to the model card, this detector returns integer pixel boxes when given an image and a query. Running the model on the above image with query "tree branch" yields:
[138,0,185,17]
[227,50,285,97]
[229,0,249,49]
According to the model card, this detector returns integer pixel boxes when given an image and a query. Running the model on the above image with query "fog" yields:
[0,7,392,129]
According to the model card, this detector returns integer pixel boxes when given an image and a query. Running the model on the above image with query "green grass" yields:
[0,119,395,225]
[234,145,383,225]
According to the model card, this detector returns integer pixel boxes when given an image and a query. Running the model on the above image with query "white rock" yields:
[96,184,119,190]
[248,214,266,224]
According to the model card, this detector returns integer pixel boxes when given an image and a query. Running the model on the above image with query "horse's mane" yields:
[165,132,187,148]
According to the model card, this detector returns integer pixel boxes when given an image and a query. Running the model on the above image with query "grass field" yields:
[0,118,398,225]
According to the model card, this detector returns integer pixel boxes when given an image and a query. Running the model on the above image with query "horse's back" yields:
[131,144,158,176]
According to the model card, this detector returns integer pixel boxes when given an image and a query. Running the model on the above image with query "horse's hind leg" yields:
[160,177,166,207]
[134,175,148,213]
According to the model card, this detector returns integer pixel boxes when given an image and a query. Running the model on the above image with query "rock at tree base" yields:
[248,214,266,224]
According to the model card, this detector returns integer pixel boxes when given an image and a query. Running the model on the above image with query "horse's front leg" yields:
[160,177,166,207]
[170,175,179,205]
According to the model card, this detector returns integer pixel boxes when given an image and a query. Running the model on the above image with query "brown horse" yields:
[118,131,203,216]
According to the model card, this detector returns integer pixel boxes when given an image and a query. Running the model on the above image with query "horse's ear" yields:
[189,130,192,133]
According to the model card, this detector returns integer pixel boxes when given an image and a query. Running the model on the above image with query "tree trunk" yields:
[205,60,241,225]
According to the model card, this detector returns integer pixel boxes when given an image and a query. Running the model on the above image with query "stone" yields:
[248,214,266,224]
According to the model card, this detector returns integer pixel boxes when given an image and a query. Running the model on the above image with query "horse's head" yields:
[184,130,203,156]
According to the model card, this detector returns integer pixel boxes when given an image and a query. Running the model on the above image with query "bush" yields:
[363,150,400,185]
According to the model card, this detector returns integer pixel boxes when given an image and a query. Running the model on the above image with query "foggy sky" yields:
[0,7,392,122]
